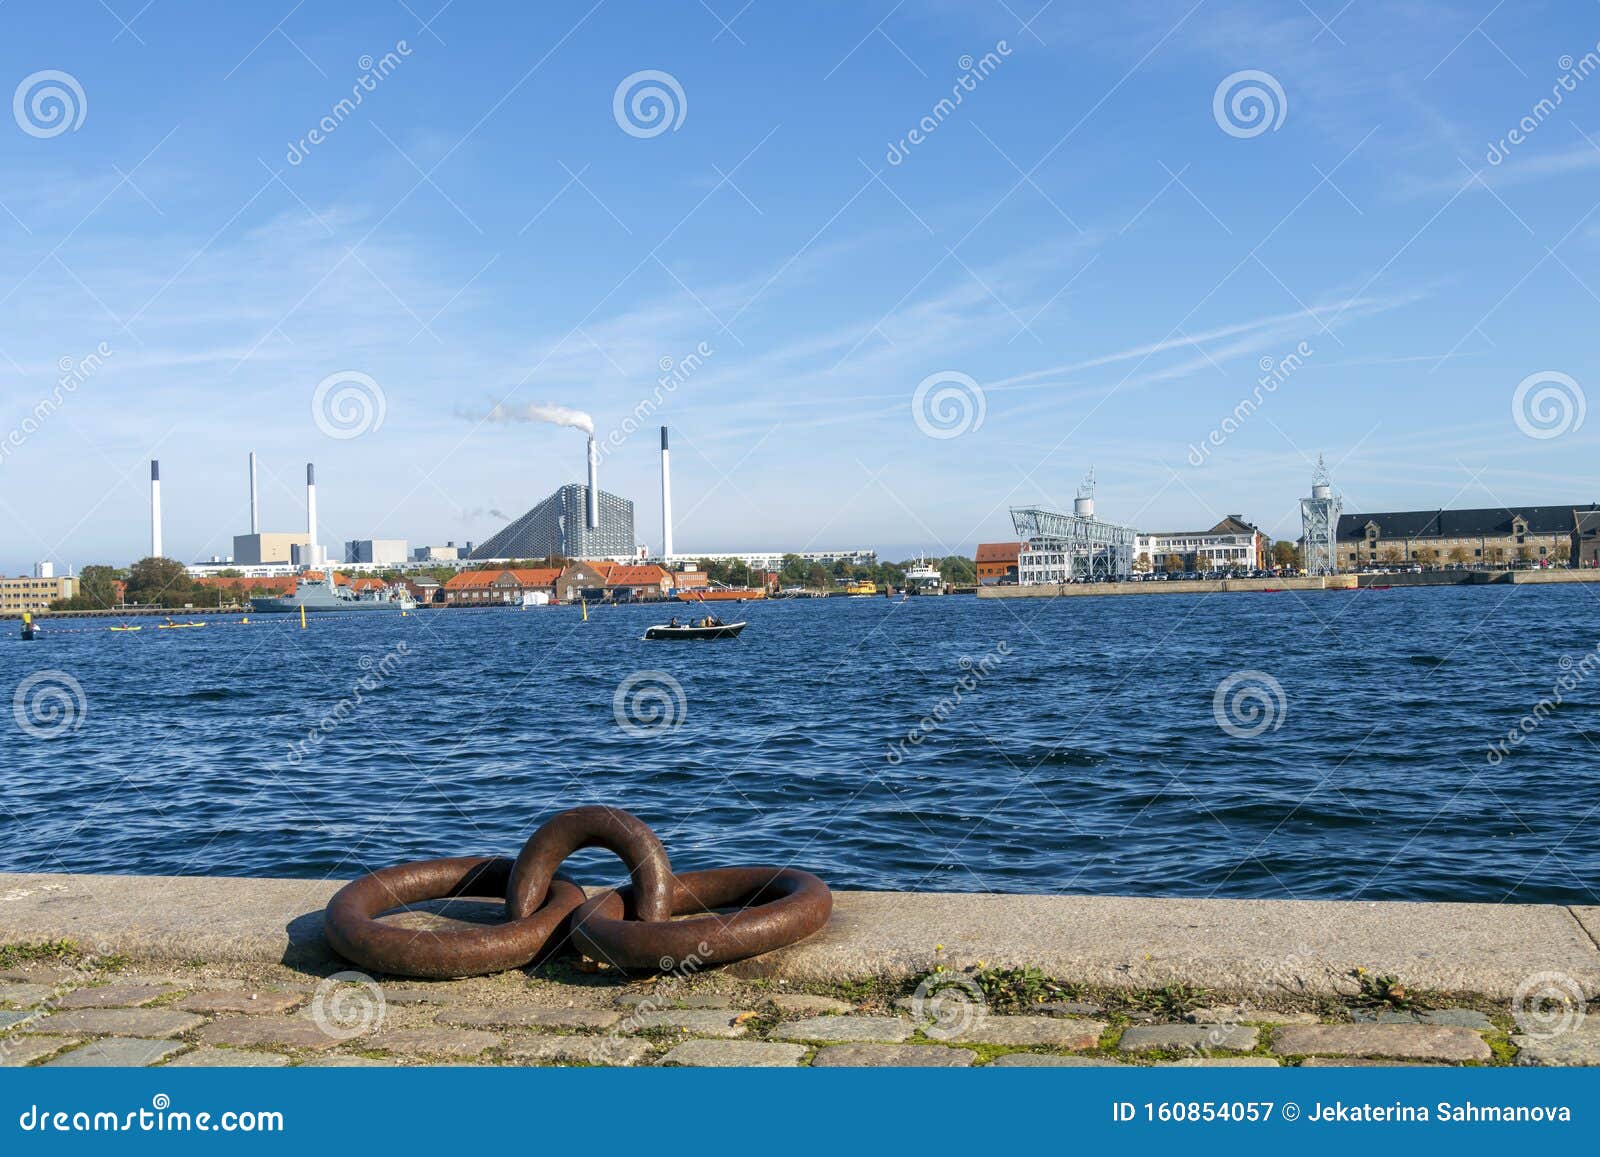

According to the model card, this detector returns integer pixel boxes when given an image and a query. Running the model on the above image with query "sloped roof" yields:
[975,542,1023,563]
[505,567,561,586]
[1337,505,1600,541]
[605,565,669,586]
[443,569,502,590]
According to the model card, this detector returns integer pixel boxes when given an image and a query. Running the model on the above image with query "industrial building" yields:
[1013,472,1136,584]
[469,484,635,561]
[233,533,311,566]
[345,539,409,566]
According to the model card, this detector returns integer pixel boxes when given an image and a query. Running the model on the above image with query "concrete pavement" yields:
[2,872,1597,999]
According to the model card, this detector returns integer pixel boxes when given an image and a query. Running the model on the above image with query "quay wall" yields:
[0,871,1596,999]
[978,575,1356,599]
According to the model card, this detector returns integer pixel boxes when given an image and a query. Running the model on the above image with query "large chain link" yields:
[323,806,831,978]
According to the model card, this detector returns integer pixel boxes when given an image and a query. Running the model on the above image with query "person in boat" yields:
[668,616,681,628]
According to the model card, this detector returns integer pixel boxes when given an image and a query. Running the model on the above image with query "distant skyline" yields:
[3,1,1600,573]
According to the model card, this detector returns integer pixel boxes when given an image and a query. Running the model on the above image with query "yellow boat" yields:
[158,620,206,630]
[844,580,878,596]
[108,625,142,632]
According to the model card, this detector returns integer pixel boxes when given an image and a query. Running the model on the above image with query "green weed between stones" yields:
[1348,968,1420,1010]
[0,939,128,972]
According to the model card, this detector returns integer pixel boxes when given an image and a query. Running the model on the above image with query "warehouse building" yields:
[1336,505,1600,568]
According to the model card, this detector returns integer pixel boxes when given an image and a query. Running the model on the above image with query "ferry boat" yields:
[250,576,416,614]
[904,555,944,595]
[844,580,877,596]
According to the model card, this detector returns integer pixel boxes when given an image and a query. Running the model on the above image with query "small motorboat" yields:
[643,620,747,640]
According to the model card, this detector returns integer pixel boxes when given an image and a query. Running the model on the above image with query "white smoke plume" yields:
[484,402,595,435]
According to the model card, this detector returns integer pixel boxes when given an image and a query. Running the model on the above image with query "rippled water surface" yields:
[4,586,1598,903]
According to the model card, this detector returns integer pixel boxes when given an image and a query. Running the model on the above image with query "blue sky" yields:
[2,0,1599,571]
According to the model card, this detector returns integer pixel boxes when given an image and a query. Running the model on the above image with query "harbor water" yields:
[3,586,1597,904]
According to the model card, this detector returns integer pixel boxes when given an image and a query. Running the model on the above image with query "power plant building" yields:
[232,532,310,566]
[345,539,409,566]
[469,484,635,561]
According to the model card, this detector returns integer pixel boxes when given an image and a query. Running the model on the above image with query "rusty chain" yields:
[323,806,832,979]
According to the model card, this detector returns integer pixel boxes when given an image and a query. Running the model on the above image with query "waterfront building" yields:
[1134,516,1264,573]
[441,567,561,605]
[1013,471,1136,584]
[345,539,409,566]
[1578,510,1600,567]
[556,560,614,601]
[975,542,1022,585]
[1,573,78,613]
[401,576,443,604]
[232,532,310,566]
[469,484,634,562]
[1336,504,1600,568]
[604,564,673,599]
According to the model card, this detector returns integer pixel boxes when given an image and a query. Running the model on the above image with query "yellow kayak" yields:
[158,621,206,630]
[108,625,142,632]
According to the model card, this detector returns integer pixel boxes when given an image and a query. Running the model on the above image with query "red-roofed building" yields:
[442,568,559,605]
[603,564,672,599]
[975,542,1022,585]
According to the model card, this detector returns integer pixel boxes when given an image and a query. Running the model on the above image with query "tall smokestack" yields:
[150,460,162,559]
[248,451,259,534]
[586,436,599,531]
[306,463,317,539]
[660,426,673,561]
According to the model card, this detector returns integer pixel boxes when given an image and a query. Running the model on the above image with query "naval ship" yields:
[250,576,416,614]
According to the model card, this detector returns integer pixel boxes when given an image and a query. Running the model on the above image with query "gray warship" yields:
[250,576,417,614]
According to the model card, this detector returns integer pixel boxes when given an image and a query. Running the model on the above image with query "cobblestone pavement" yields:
[0,956,1593,1068]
